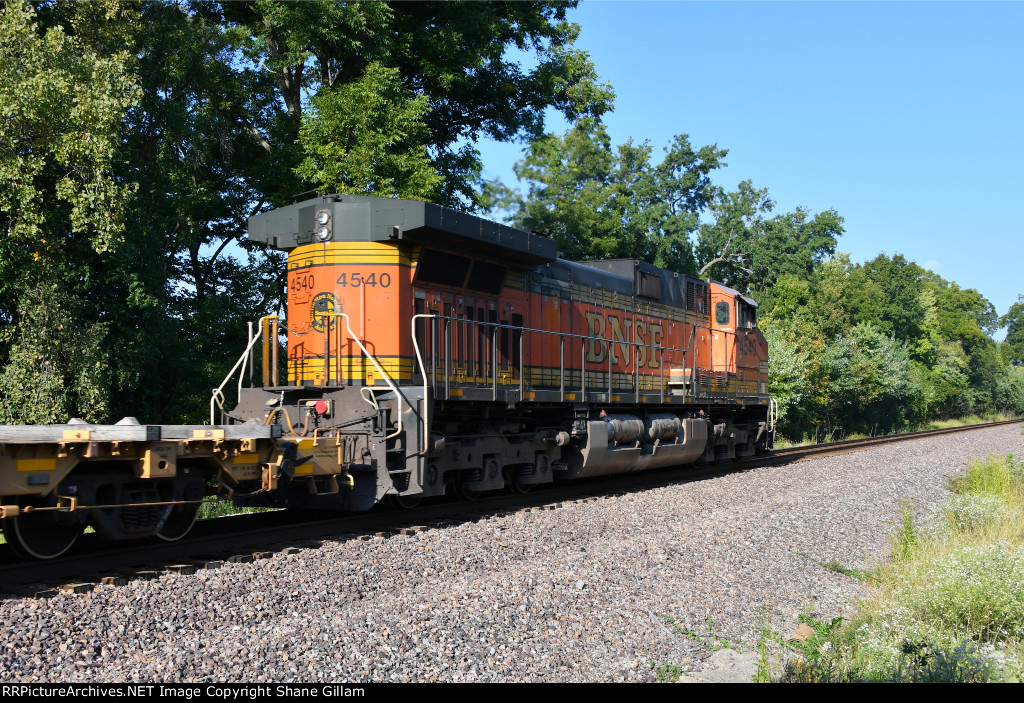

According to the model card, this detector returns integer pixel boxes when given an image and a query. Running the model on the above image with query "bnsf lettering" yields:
[585,311,606,363]
[586,311,664,367]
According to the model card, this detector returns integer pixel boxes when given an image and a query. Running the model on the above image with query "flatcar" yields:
[226,194,773,511]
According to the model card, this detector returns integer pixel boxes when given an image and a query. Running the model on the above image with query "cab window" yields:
[738,302,757,328]
[715,301,730,325]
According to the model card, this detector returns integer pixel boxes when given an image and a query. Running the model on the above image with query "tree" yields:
[695,180,774,284]
[695,185,843,293]
[1000,295,1024,366]
[850,254,926,344]
[222,0,614,208]
[296,63,442,200]
[0,1,139,422]
[489,118,726,270]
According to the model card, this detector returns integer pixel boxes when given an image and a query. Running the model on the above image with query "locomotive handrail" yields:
[210,316,275,424]
[411,313,735,406]
[333,312,404,441]
[411,313,435,453]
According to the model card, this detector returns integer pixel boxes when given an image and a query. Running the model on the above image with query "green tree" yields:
[695,185,842,293]
[1000,295,1024,366]
[489,118,726,270]
[851,254,926,344]
[296,62,443,200]
[223,0,614,208]
[811,323,922,439]
[0,1,139,422]
[0,283,110,424]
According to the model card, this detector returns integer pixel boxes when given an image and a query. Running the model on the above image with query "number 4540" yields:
[336,272,391,288]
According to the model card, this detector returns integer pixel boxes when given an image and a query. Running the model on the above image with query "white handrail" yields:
[410,313,434,453]
[209,316,274,424]
[334,312,403,440]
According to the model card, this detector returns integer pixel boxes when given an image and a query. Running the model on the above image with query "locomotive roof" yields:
[573,258,714,308]
[247,194,557,265]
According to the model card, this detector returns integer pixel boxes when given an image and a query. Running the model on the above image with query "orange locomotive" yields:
[227,194,774,510]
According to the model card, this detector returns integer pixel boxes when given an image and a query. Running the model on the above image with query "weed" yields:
[662,615,740,653]
[753,609,779,683]
[802,553,873,582]
[889,500,918,564]
[650,661,683,682]
[197,500,276,520]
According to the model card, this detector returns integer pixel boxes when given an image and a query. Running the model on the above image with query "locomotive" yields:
[228,193,773,510]
[0,193,773,560]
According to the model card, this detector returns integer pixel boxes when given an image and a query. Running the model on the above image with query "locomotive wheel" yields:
[452,482,480,501]
[509,480,533,494]
[388,493,422,509]
[504,466,534,494]
[154,504,200,542]
[3,512,83,561]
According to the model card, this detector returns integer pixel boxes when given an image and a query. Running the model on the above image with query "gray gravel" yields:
[1,424,1021,682]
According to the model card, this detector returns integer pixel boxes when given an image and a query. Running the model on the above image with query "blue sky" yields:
[477,1,1023,334]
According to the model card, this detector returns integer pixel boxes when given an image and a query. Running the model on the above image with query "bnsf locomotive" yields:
[0,194,772,560]
[229,194,773,510]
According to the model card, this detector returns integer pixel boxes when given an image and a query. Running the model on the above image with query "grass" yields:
[775,412,1015,447]
[916,411,1012,432]
[773,453,1024,682]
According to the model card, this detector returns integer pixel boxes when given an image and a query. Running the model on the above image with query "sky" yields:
[476,1,1023,335]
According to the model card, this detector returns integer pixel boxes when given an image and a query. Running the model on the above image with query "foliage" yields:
[0,0,138,253]
[224,0,614,208]
[0,1,140,422]
[0,282,110,424]
[696,185,843,293]
[759,250,1020,440]
[761,324,810,437]
[487,118,724,272]
[1002,295,1024,367]
[296,62,442,200]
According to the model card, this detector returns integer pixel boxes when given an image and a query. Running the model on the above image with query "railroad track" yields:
[2,418,1020,596]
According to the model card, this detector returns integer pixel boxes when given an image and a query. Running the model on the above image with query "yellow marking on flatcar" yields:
[449,389,463,397]
[294,465,314,475]
[233,453,260,464]
[523,391,536,399]
[17,458,57,472]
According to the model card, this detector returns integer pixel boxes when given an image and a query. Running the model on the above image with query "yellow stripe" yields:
[289,242,417,268]
[233,453,260,464]
[17,458,56,472]
[288,256,413,268]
